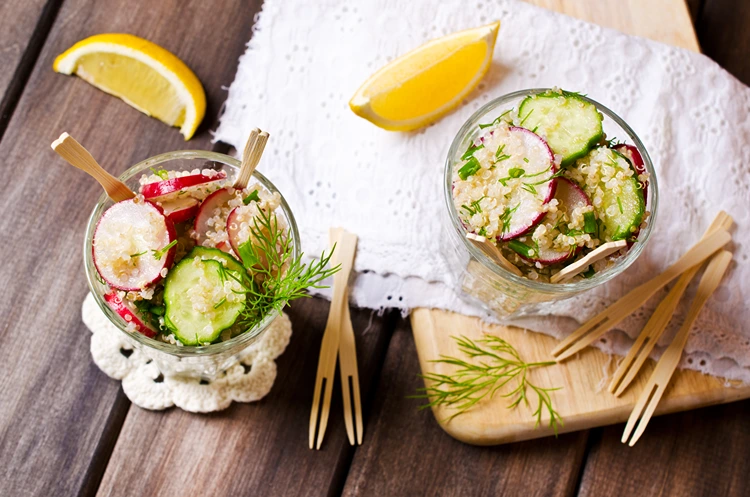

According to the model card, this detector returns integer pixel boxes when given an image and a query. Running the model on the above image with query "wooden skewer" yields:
[233,128,269,189]
[621,249,733,446]
[608,211,733,396]
[51,132,135,202]
[550,225,732,362]
[466,233,523,277]
[330,228,364,446]
[550,240,627,283]
[309,228,357,450]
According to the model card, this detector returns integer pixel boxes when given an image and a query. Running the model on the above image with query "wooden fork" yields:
[621,249,732,446]
[550,224,731,361]
[608,211,733,396]
[233,128,269,189]
[465,233,523,277]
[309,228,357,450]
[51,132,135,202]
[331,228,363,446]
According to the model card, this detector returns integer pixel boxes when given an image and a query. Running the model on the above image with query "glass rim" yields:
[443,88,659,292]
[83,149,301,357]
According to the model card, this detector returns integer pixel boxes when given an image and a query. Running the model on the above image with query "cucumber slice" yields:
[599,151,645,240]
[570,148,645,241]
[189,246,245,273]
[164,258,246,345]
[517,90,603,166]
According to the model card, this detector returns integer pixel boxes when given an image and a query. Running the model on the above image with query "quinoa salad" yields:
[92,166,336,346]
[452,89,650,282]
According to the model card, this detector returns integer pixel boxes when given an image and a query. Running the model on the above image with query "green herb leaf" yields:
[130,251,147,258]
[581,266,596,278]
[500,204,520,234]
[150,167,169,180]
[411,335,562,432]
[152,240,178,260]
[519,108,535,127]
[478,227,487,237]
[478,110,512,129]
[508,168,525,178]
[243,190,261,205]
[617,196,624,214]
[461,143,484,161]
[583,212,597,234]
[521,183,537,195]
[458,157,481,180]
[508,240,534,258]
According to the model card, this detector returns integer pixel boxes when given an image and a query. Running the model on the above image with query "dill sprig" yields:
[412,335,563,433]
[229,209,340,328]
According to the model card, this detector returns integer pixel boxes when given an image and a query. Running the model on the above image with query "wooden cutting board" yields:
[411,0,750,446]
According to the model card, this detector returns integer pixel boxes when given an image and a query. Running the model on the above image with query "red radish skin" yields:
[141,171,227,201]
[193,187,235,245]
[613,144,648,204]
[226,208,243,260]
[518,178,593,265]
[497,127,557,241]
[104,292,158,338]
[162,197,199,223]
[93,200,176,291]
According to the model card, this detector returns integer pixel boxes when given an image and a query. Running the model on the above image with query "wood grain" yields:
[0,0,263,495]
[527,0,699,51]
[342,319,589,497]
[0,0,60,138]
[697,0,750,84]
[578,401,750,497]
[97,300,395,497]
[412,309,750,445]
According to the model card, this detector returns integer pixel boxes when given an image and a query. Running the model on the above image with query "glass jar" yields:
[83,150,300,380]
[442,89,658,318]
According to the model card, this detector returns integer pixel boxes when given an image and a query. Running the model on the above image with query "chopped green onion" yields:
[478,227,487,237]
[461,143,484,161]
[581,266,596,278]
[150,168,169,180]
[519,109,534,127]
[243,190,261,204]
[508,240,534,258]
[458,157,481,180]
[150,305,165,316]
[523,157,529,163]
[583,212,597,234]
[508,168,525,178]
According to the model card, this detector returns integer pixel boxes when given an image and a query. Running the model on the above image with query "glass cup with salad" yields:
[442,88,658,318]
[84,150,336,379]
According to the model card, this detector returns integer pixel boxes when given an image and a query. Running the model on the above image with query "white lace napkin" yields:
[214,0,750,382]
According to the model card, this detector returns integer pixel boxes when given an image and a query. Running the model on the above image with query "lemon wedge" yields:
[53,34,206,140]
[349,21,500,131]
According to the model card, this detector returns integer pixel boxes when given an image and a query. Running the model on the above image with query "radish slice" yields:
[453,125,557,242]
[104,292,158,338]
[512,178,593,265]
[613,144,648,204]
[226,207,244,258]
[93,199,176,291]
[141,171,227,202]
[161,197,199,223]
[193,187,235,246]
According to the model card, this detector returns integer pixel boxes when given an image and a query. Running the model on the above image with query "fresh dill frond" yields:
[411,335,562,433]
[152,240,178,260]
[230,209,340,328]
[150,167,169,180]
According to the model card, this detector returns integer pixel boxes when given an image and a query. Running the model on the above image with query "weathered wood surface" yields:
[0,0,59,137]
[97,301,395,497]
[342,319,590,497]
[0,0,264,495]
[0,0,748,496]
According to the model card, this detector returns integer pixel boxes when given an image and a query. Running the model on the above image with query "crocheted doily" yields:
[81,293,292,412]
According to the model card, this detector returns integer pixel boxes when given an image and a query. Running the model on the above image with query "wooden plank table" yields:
[0,0,747,495]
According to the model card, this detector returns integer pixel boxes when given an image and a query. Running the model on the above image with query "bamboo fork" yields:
[233,127,269,189]
[608,211,733,396]
[550,240,627,283]
[550,226,731,361]
[466,233,523,277]
[621,250,733,446]
[331,228,363,446]
[51,132,135,202]
[309,228,357,450]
